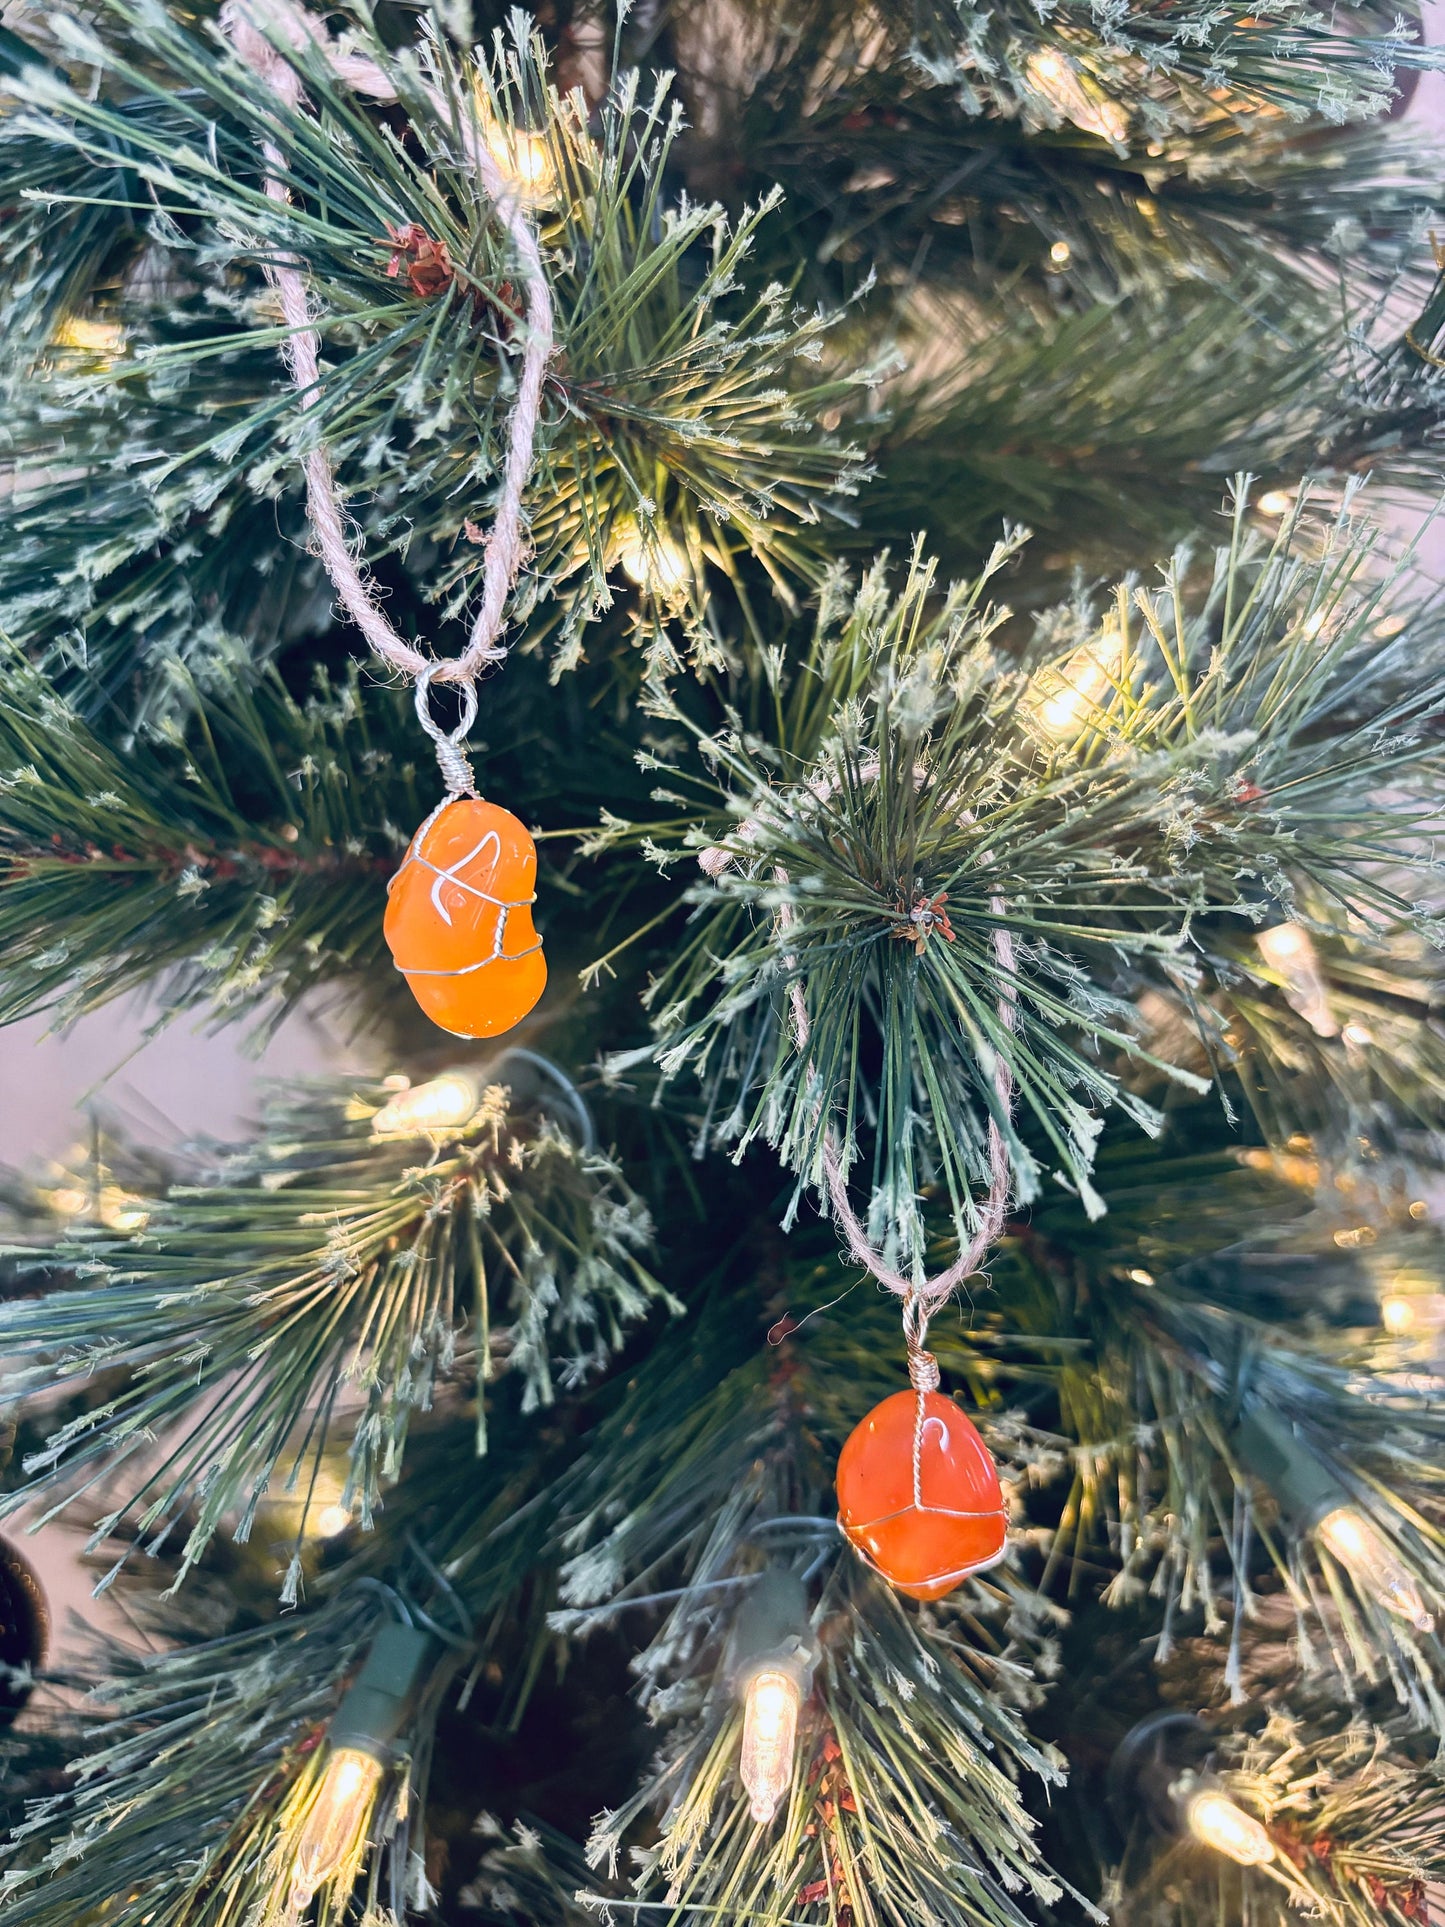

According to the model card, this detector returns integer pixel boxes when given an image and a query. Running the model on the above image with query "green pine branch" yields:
[589,1562,1073,1927]
[0,652,420,1034]
[960,1120,1445,1722]
[1136,919,1445,1176]
[459,1816,599,1923]
[0,6,868,688]
[552,1294,1074,1927]
[867,287,1445,576]
[661,0,1431,134]
[0,1591,384,1927]
[727,60,1439,307]
[0,1308,624,1927]
[0,1071,670,1595]
[602,493,1445,1263]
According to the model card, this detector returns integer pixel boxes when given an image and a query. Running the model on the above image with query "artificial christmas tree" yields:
[0,2,1444,1924]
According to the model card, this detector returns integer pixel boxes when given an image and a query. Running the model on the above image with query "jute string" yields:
[782,905,1016,1382]
[221,0,553,783]
[759,766,1018,1380]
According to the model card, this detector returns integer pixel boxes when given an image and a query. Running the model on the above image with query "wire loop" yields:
[414,665,479,797]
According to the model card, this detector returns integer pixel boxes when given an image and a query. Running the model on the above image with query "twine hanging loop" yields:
[763,782,1018,1335]
[222,0,554,730]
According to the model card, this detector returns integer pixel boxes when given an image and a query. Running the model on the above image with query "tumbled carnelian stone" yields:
[385,797,546,1039]
[836,1389,1007,1601]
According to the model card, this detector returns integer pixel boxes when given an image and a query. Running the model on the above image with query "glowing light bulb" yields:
[1257,489,1294,517]
[52,315,126,358]
[1332,1225,1375,1249]
[315,1503,352,1539]
[1185,1789,1275,1866]
[42,1181,149,1231]
[1381,1274,1445,1337]
[471,99,560,209]
[1025,51,1129,142]
[615,523,691,599]
[1031,631,1123,740]
[1126,1267,1155,1287]
[100,1186,149,1231]
[1316,1506,1434,1632]
[43,1184,91,1219]
[740,1667,802,1825]
[288,1747,385,1917]
[1382,1294,1418,1334]
[1255,923,1338,1038]
[1340,1020,1372,1047]
[372,1072,480,1137]
[498,128,556,200]
[1049,240,1072,265]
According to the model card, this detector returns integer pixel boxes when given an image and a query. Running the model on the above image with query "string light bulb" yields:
[475,102,559,208]
[1030,630,1123,740]
[42,1178,149,1233]
[287,1747,385,1919]
[1183,1788,1275,1866]
[740,1667,803,1825]
[1255,922,1338,1038]
[1315,1506,1434,1633]
[1234,1406,1434,1631]
[1107,1713,1270,1870]
[614,521,691,599]
[277,1623,433,1922]
[727,1567,818,1829]
[51,315,126,359]
[1379,1276,1445,1337]
[1382,1294,1418,1335]
[372,1071,481,1137]
[1025,51,1128,143]
[1257,488,1294,517]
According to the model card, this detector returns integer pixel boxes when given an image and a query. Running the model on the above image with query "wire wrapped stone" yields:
[836,1389,1008,1601]
[384,794,546,1037]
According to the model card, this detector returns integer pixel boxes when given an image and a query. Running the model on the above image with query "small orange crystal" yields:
[384,796,546,1038]
[836,1389,1007,1601]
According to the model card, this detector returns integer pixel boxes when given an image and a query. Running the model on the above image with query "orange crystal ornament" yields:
[836,1389,1007,1601]
[385,796,546,1038]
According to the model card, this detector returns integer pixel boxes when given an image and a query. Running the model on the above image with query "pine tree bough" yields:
[0,1074,672,1595]
[0,2,1443,1923]
[613,507,1445,1264]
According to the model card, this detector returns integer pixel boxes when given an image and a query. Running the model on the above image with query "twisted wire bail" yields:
[415,666,480,798]
[903,1291,941,1392]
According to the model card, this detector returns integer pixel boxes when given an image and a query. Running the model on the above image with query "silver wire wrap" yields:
[415,667,480,798]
